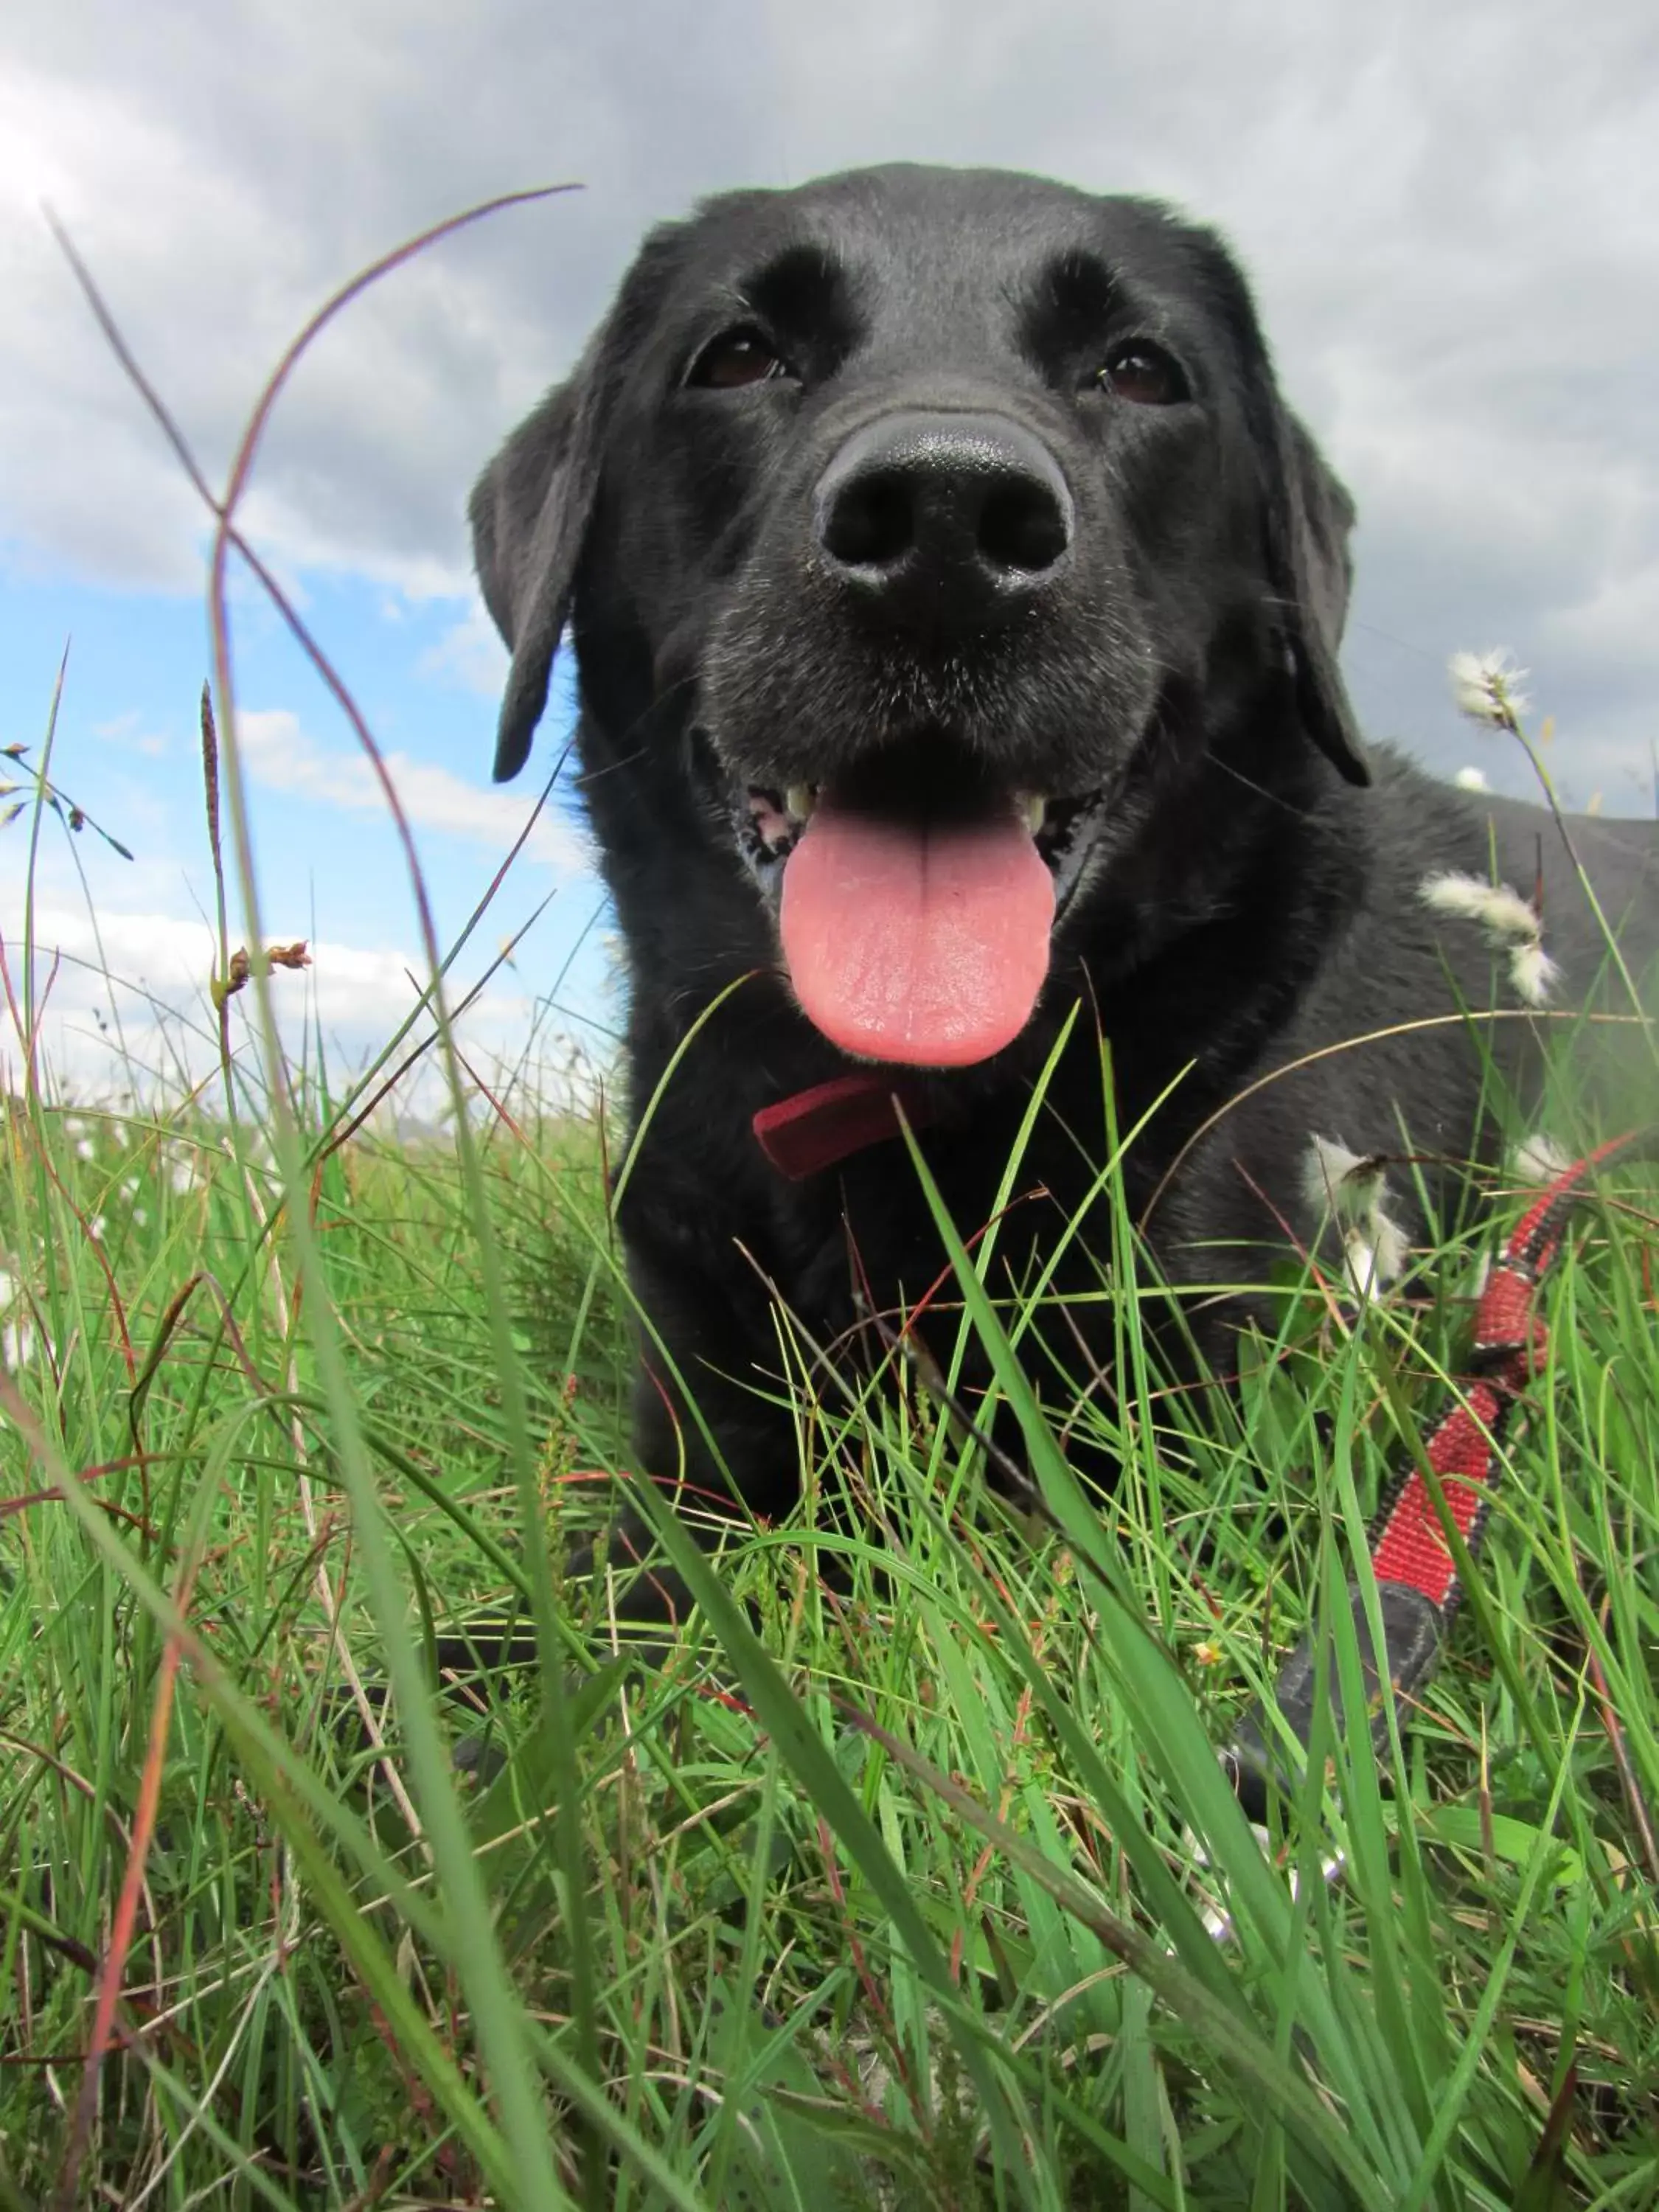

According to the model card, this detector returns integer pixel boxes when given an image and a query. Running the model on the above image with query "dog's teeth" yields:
[1018,792,1046,836]
[785,784,817,821]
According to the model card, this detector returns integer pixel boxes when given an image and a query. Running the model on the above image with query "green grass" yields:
[2,961,1658,2208]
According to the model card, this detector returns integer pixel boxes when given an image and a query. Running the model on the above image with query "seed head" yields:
[1304,1133,1411,1299]
[1509,1131,1575,1186]
[1507,939,1560,1007]
[1449,648,1530,729]
[1419,872,1539,942]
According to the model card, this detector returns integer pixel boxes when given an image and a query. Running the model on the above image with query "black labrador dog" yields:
[471,164,1656,1572]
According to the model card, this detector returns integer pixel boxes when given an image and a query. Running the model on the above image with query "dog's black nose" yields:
[814,412,1072,616]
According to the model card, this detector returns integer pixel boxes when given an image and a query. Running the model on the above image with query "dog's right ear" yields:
[470,324,616,783]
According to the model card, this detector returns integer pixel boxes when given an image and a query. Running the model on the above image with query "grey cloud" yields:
[3,0,1656,804]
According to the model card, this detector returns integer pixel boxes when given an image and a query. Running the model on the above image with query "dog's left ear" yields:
[470,323,618,784]
[1270,409,1369,787]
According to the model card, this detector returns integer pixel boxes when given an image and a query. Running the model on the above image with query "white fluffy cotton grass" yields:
[1507,940,1562,1008]
[1302,1133,1411,1300]
[1449,648,1531,731]
[1508,1130,1576,1186]
[1419,869,1562,1007]
[1418,872,1537,939]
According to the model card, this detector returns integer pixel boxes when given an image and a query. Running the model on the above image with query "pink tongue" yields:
[779,798,1054,1066]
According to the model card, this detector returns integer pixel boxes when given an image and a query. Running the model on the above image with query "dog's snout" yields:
[813,411,1073,613]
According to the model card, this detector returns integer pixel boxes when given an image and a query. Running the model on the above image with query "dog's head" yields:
[472,164,1363,1068]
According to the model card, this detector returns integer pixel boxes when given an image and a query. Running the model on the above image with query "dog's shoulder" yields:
[1314,743,1658,995]
[1155,750,1658,1265]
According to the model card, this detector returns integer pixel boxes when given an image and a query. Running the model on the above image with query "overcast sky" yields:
[3,0,1656,1103]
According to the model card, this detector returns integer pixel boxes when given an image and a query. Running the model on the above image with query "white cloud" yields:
[234,706,590,876]
[0,898,567,1114]
[91,709,168,759]
[1547,564,1659,672]
[418,598,510,697]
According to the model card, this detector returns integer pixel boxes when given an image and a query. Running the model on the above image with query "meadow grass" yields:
[2,933,1657,2207]
[4,202,1657,2210]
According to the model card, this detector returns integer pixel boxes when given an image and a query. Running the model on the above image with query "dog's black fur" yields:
[472,164,1656,1554]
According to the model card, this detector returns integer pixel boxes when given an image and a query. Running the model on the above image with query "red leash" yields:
[1227,1130,1646,1821]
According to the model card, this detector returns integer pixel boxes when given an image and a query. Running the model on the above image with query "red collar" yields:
[752,1072,938,1180]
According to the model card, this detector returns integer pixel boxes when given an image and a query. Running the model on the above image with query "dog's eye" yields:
[1096,343,1186,405]
[686,326,794,389]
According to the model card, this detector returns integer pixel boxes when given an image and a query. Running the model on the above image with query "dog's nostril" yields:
[820,471,914,568]
[978,479,1070,574]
